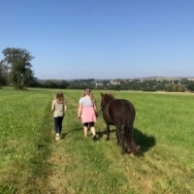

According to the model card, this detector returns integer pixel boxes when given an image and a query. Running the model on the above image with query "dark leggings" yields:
[54,116,64,134]
[84,122,94,128]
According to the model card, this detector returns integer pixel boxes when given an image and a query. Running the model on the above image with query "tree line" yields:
[65,78,194,92]
[1,47,194,92]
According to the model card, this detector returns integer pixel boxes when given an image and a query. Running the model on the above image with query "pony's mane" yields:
[104,93,115,100]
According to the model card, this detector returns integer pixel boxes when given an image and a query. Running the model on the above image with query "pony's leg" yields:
[116,130,120,145]
[106,124,110,140]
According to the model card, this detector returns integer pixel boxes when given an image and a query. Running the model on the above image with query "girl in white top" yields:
[78,88,97,140]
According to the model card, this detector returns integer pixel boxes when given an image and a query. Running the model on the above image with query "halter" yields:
[99,101,111,118]
[99,94,113,117]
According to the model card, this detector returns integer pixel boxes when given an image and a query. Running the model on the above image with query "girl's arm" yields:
[77,103,83,119]
[51,100,55,111]
[92,99,98,117]
[93,99,98,112]
[93,103,97,113]
[64,100,67,111]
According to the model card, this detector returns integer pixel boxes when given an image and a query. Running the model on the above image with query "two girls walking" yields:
[51,88,98,141]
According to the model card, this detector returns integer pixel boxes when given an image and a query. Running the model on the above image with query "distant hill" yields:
[36,76,194,82]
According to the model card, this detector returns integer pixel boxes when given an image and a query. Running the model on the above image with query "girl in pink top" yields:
[78,88,98,141]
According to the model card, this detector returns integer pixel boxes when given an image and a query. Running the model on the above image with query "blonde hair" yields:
[81,88,95,103]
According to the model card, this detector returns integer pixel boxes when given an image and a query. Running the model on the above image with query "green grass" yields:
[0,88,194,194]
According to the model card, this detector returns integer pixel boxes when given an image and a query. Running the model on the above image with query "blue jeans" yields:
[54,116,64,135]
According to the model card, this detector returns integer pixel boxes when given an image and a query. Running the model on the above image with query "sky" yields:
[0,0,194,80]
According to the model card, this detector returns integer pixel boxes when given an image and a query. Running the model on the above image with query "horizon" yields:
[37,75,194,81]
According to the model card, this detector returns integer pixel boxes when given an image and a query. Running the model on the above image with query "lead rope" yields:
[96,108,102,117]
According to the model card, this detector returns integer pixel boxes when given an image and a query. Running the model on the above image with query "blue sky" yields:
[0,0,194,79]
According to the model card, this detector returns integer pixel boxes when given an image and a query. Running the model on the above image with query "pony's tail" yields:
[123,108,137,154]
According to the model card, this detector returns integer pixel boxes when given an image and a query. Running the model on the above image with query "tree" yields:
[0,61,3,88]
[187,82,194,92]
[164,84,173,92]
[2,48,34,89]
[0,59,9,87]
[173,84,186,92]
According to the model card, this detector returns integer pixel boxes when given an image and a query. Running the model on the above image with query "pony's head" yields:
[100,93,114,109]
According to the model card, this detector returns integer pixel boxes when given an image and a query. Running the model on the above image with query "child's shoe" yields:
[93,135,97,141]
[55,133,60,141]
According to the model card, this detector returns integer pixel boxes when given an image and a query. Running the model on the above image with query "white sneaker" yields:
[55,133,60,141]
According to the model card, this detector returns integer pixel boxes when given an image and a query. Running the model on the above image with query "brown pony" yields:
[100,93,138,155]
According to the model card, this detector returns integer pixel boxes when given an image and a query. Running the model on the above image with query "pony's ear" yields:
[101,93,104,97]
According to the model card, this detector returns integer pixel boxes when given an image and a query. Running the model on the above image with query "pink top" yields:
[79,95,96,123]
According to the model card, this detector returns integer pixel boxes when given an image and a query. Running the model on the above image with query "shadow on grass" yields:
[96,129,116,140]
[60,132,67,139]
[133,128,156,156]
[66,127,82,133]
[61,127,82,139]
[96,127,156,156]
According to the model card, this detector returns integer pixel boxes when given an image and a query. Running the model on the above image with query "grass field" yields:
[0,88,194,194]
